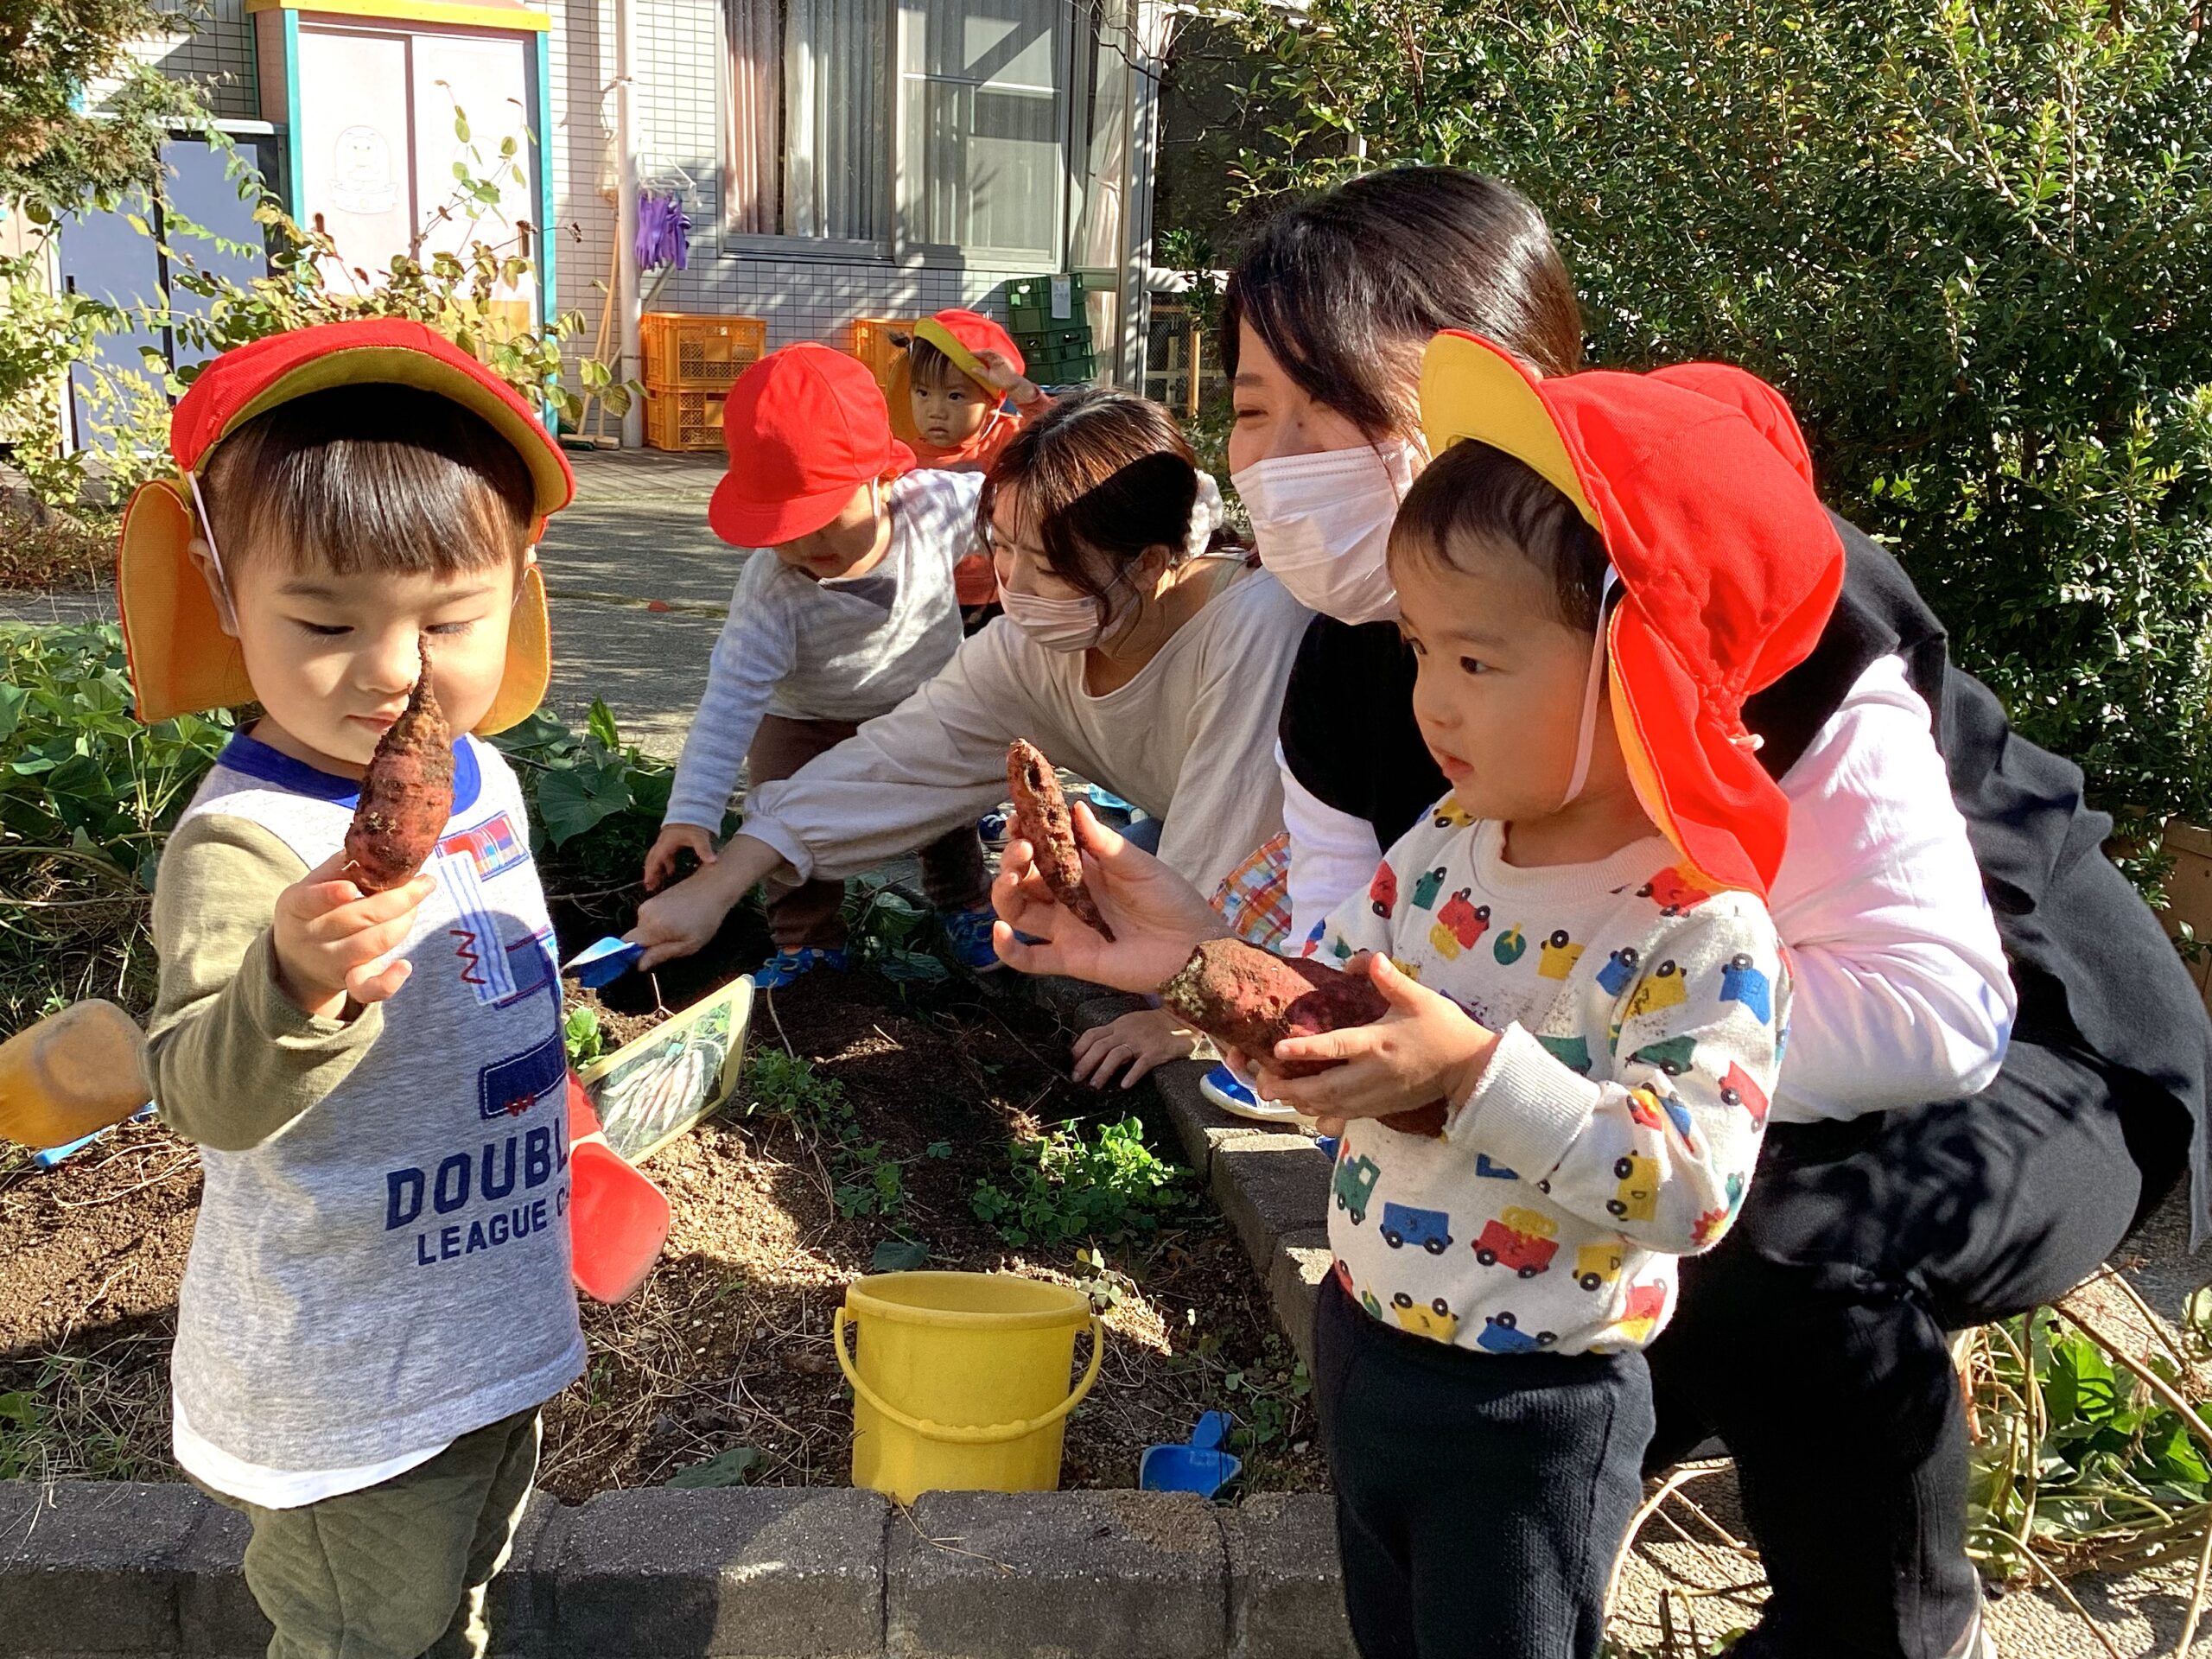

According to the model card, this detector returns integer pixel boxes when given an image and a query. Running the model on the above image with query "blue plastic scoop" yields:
[1139,1410,1242,1498]
[563,936,645,988]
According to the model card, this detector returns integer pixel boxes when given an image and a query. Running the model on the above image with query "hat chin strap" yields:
[1558,566,1621,810]
[184,472,238,631]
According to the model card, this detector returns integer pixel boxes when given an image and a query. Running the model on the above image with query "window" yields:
[724,0,891,242]
[724,0,1071,258]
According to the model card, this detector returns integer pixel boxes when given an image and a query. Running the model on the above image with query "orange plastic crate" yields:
[641,314,767,392]
[643,387,726,453]
[849,317,925,446]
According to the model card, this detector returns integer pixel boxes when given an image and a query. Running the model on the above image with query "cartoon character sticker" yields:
[1537,929,1584,980]
[1719,952,1772,1023]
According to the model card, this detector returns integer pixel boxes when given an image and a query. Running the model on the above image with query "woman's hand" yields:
[271,850,435,1018]
[643,822,718,892]
[626,834,785,969]
[1253,955,1499,1136]
[1071,1008,1198,1090]
[990,801,1226,991]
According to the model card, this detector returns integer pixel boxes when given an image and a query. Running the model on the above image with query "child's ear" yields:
[185,537,239,636]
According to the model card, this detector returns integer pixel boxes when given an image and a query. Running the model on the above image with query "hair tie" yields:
[1184,471,1225,563]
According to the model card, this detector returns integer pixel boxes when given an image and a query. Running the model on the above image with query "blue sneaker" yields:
[753,947,849,989]
[977,810,1010,849]
[939,903,1002,972]
[1198,1061,1303,1123]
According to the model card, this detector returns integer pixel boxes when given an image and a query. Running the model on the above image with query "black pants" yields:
[1314,1274,1654,1659]
[1643,1038,2192,1658]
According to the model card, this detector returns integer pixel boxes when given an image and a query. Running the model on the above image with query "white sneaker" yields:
[1198,1062,1307,1125]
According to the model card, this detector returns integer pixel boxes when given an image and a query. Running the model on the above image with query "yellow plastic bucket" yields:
[835,1271,1103,1503]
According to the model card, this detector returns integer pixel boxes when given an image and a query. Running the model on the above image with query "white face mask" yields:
[1232,439,1420,626]
[1001,572,1135,654]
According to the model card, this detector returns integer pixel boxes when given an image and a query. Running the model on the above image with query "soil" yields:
[0,905,1323,1497]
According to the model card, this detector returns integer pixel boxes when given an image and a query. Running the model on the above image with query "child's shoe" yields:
[940,903,1003,972]
[1198,1061,1306,1125]
[753,947,849,989]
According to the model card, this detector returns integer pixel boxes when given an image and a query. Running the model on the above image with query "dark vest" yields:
[1279,516,2211,1236]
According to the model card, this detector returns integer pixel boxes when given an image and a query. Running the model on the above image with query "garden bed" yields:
[0,904,1322,1500]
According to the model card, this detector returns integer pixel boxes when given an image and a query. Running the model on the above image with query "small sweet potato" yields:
[343,639,454,893]
[1006,738,1114,941]
[1160,938,1446,1135]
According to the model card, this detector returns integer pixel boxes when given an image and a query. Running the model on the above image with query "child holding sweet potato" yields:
[125,320,585,1659]
[990,335,1846,1656]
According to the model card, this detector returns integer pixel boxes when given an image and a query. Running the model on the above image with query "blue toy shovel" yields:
[563,936,645,989]
[1139,1410,1242,1498]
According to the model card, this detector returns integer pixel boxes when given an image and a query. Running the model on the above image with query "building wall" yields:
[116,0,261,120]
[547,0,1060,366]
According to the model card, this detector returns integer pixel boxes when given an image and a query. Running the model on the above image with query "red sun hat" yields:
[912,309,1025,384]
[117,317,574,734]
[709,344,915,547]
[1419,332,1845,897]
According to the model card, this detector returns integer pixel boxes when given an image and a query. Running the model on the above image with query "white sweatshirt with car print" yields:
[1314,798,1788,1357]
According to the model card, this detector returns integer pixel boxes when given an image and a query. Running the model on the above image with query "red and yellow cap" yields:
[1419,332,1844,896]
[117,318,575,734]
[911,309,1025,384]
[708,344,914,547]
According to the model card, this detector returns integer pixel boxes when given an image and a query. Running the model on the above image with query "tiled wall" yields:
[112,0,260,120]
[547,0,1058,378]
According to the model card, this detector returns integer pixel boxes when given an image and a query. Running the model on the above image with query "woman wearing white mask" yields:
[627,389,1312,1075]
[1225,166,2203,1659]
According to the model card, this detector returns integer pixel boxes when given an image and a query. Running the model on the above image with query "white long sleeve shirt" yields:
[740,563,1313,899]
[1281,654,2013,1125]
[664,469,981,830]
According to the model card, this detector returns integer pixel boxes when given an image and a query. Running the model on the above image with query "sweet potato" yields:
[1160,938,1447,1135]
[343,638,454,893]
[1006,738,1114,941]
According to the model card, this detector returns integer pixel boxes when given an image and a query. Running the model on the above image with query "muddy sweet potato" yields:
[1006,738,1114,941]
[343,639,454,893]
[1160,938,1447,1135]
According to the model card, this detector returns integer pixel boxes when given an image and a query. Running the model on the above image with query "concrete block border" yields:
[0,976,1355,1659]
[1,1480,1352,1659]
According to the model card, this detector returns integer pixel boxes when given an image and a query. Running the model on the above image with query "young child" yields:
[124,319,585,1659]
[642,342,997,987]
[988,332,1846,1657]
[899,309,1049,623]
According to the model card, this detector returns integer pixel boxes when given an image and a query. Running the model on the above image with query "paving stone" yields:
[1210,1134,1332,1281]
[1224,1494,1355,1659]
[549,1486,887,1658]
[0,1479,205,1656]
[173,1500,265,1659]
[1268,1228,1336,1368]
[887,1489,1226,1659]
[1153,1061,1272,1178]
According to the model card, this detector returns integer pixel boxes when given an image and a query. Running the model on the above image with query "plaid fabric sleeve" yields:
[1208,830,1294,951]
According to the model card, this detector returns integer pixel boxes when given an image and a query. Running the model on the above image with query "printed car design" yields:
[1333,1153,1382,1224]
[1719,952,1772,1023]
[1473,1205,1559,1277]
[1369,863,1398,918]
[1410,867,1448,909]
[1538,929,1585,980]
[1380,1202,1454,1255]
[1625,960,1688,1021]
[1428,892,1491,959]
[1719,1060,1770,1126]
[1638,867,1716,915]
[1538,1033,1592,1076]
[1631,1034,1698,1076]
[1607,1154,1659,1222]
[1475,1312,1557,1354]
[1575,1241,1626,1292]
[1614,1282,1668,1343]
[1596,946,1641,996]
[1392,1292,1459,1342]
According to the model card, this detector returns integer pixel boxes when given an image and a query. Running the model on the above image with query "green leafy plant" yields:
[836,875,959,986]
[0,622,233,1022]
[563,1002,607,1069]
[741,1048,916,1222]
[1220,0,2212,848]
[970,1116,1189,1248]
[491,701,688,902]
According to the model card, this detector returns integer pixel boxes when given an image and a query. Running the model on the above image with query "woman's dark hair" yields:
[1389,439,1610,632]
[902,332,972,392]
[200,384,536,575]
[978,388,1232,625]
[1222,168,1583,442]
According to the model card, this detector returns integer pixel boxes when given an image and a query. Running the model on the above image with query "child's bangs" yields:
[202,386,535,577]
[1389,440,1609,632]
[905,334,969,391]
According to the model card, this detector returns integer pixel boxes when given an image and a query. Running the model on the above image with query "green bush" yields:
[1222,0,2212,841]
